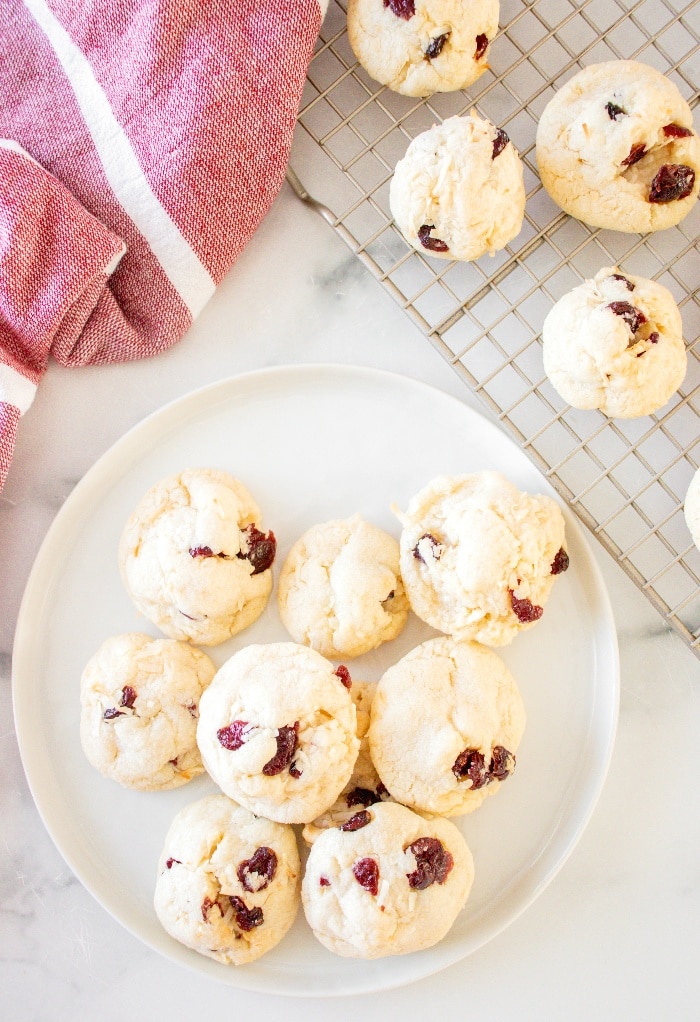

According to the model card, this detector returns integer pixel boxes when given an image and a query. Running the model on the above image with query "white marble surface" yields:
[2,181,700,1021]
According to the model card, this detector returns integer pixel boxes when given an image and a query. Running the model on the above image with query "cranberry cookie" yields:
[119,468,276,646]
[390,112,525,261]
[536,60,700,233]
[154,794,300,965]
[396,470,569,646]
[302,801,474,958]
[347,0,499,98]
[542,266,686,418]
[196,642,360,824]
[277,515,409,659]
[80,633,215,790]
[369,636,526,817]
[302,678,393,846]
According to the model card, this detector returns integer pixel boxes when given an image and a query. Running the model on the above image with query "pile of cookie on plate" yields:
[80,464,571,964]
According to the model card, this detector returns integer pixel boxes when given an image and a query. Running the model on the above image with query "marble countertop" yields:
[2,181,699,1021]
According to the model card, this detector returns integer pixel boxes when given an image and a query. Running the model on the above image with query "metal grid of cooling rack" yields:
[288,0,700,656]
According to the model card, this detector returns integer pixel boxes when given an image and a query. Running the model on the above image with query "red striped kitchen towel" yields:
[0,0,327,491]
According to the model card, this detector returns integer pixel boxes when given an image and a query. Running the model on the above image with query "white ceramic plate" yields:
[13,364,619,996]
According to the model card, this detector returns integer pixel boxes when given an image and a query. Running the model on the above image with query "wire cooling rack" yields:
[288,0,700,656]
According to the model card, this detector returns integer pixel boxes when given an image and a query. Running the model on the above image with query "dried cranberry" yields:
[607,301,646,334]
[201,896,217,921]
[346,786,382,808]
[217,719,249,750]
[103,707,123,720]
[492,128,509,160]
[229,895,264,931]
[120,685,137,709]
[649,164,695,203]
[383,0,414,19]
[550,547,570,575]
[334,665,352,689]
[452,748,489,788]
[621,143,646,167]
[662,123,693,139]
[352,857,379,896]
[418,224,449,252]
[412,532,443,562]
[474,33,489,60]
[340,810,372,832]
[189,544,215,558]
[237,847,278,892]
[319,876,331,886]
[185,702,198,718]
[406,837,454,890]
[237,524,276,575]
[165,857,181,869]
[289,762,302,778]
[609,273,634,291]
[489,745,515,782]
[425,32,449,59]
[510,591,544,623]
[606,102,626,120]
[262,723,298,776]
[648,331,659,344]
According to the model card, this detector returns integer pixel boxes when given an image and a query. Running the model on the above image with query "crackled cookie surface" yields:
[196,642,360,824]
[347,0,499,98]
[536,60,700,232]
[80,633,216,790]
[302,801,473,958]
[119,468,276,645]
[277,515,409,659]
[390,112,525,261]
[369,636,526,817]
[542,266,686,418]
[397,470,568,645]
[154,794,300,965]
[303,678,393,845]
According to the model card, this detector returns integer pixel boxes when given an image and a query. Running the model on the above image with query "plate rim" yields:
[12,362,620,996]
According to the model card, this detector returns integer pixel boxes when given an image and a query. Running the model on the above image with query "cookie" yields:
[302,678,393,845]
[154,793,300,965]
[396,471,569,646]
[119,468,276,646]
[684,467,700,551]
[346,0,499,98]
[389,112,525,261]
[196,642,360,824]
[536,60,700,233]
[368,636,526,816]
[542,266,687,418]
[277,515,409,659]
[79,633,216,790]
[302,800,473,958]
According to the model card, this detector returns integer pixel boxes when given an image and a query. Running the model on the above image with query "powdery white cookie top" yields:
[277,515,409,659]
[542,267,686,418]
[302,801,474,958]
[397,470,569,646]
[390,112,525,261]
[303,678,393,846]
[536,60,700,233]
[119,468,276,646]
[684,468,700,551]
[196,642,360,824]
[153,794,300,966]
[347,0,498,98]
[80,633,216,791]
[369,636,526,817]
